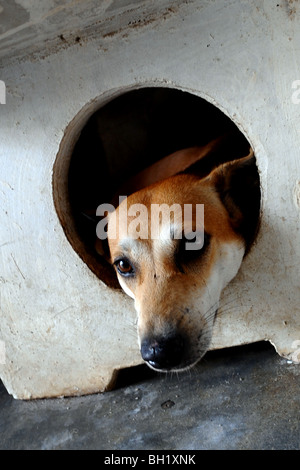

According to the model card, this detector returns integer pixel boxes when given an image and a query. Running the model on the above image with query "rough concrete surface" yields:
[1,342,299,450]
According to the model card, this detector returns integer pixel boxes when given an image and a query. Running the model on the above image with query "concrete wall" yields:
[0,0,299,398]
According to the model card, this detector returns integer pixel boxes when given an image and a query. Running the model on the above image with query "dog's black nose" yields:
[141,335,185,370]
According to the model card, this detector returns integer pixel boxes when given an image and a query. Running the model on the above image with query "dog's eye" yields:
[114,258,135,277]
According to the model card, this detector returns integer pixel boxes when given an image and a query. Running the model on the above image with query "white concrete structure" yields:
[0,0,299,399]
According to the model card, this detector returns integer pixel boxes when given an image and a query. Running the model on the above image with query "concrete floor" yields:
[0,342,299,450]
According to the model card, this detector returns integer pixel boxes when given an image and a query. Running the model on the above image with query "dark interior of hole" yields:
[68,88,254,287]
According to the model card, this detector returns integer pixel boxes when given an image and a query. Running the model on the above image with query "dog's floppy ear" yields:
[209,150,261,252]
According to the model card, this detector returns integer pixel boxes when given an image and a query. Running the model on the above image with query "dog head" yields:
[107,154,260,371]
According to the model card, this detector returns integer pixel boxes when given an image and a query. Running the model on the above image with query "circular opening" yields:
[53,87,257,288]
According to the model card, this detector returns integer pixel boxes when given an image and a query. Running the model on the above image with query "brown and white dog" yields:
[105,136,260,372]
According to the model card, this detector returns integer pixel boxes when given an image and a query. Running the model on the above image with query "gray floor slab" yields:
[0,342,299,450]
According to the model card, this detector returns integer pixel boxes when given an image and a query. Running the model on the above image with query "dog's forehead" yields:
[108,213,181,264]
[107,203,151,258]
[109,222,178,261]
[119,236,151,258]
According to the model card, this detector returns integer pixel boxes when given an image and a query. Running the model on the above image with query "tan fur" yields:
[106,142,258,371]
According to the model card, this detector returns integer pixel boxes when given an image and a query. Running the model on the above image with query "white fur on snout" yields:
[117,275,135,300]
[185,240,245,364]
[195,240,245,323]
[217,240,245,289]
